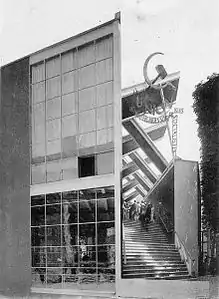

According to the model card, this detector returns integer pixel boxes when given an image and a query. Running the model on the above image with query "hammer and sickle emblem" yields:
[143,52,168,90]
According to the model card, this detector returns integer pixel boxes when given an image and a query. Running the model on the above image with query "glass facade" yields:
[31,35,114,184]
[31,186,115,289]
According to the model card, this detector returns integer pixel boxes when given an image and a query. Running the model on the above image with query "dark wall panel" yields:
[0,58,31,296]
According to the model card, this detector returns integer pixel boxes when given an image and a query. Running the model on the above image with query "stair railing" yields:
[122,223,127,265]
[174,231,196,276]
[157,203,174,233]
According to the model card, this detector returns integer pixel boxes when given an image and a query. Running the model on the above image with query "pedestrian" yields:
[130,200,137,221]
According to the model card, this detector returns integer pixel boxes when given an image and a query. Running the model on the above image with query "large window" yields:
[31,186,115,290]
[31,35,114,185]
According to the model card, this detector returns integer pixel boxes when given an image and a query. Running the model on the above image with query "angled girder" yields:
[123,160,150,194]
[122,179,138,194]
[122,123,166,155]
[135,186,146,197]
[132,172,150,192]
[123,119,168,173]
[122,162,138,178]
[124,190,139,202]
[129,152,157,184]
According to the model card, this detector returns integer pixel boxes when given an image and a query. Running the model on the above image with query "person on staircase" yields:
[150,203,155,223]
[129,200,137,220]
[145,202,152,230]
[139,201,146,227]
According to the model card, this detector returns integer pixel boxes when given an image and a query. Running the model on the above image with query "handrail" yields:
[122,223,127,265]
[157,203,174,233]
[174,231,196,276]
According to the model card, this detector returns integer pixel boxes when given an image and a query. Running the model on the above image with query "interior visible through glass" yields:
[31,186,115,291]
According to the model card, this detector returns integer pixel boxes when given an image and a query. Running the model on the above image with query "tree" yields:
[192,73,219,275]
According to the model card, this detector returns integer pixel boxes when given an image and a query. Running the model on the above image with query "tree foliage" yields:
[192,73,219,233]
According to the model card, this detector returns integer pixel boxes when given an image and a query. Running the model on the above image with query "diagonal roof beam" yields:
[129,152,158,184]
[124,190,139,202]
[122,161,138,178]
[123,160,150,194]
[132,172,150,192]
[122,179,138,194]
[122,124,166,155]
[123,119,168,173]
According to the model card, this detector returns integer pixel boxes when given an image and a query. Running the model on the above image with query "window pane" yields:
[79,223,95,245]
[46,77,61,99]
[62,136,77,158]
[31,227,45,246]
[31,206,45,226]
[62,201,78,224]
[46,57,60,79]
[46,225,61,246]
[78,245,96,268]
[62,246,79,268]
[46,204,61,225]
[32,124,46,144]
[96,151,114,175]
[79,110,95,133]
[78,43,95,68]
[32,143,46,159]
[32,82,45,105]
[79,200,95,223]
[97,245,115,268]
[62,50,77,73]
[32,63,45,83]
[97,196,114,222]
[46,160,62,182]
[46,247,62,267]
[97,222,115,244]
[31,164,46,184]
[97,128,113,145]
[96,36,113,61]
[96,81,113,107]
[62,114,78,138]
[96,106,107,130]
[32,247,46,267]
[79,87,96,112]
[62,93,77,116]
[62,157,78,180]
[62,71,77,95]
[47,139,61,158]
[47,118,61,141]
[96,58,113,84]
[31,194,45,206]
[79,64,95,90]
[106,104,113,127]
[46,192,61,204]
[78,132,96,149]
[47,97,61,120]
[32,102,45,125]
[62,224,78,246]
[97,186,114,199]
[62,191,78,203]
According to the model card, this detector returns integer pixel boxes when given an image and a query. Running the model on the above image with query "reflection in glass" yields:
[46,204,61,225]
[62,202,78,224]
[79,245,96,268]
[47,268,62,284]
[46,192,61,204]
[79,200,95,223]
[31,206,45,226]
[97,245,115,268]
[97,222,115,244]
[62,190,78,203]
[31,227,45,246]
[97,197,114,221]
[31,194,45,206]
[32,247,46,267]
[62,225,78,246]
[46,225,61,246]
[62,246,79,268]
[79,223,95,245]
[46,247,62,267]
[79,189,96,200]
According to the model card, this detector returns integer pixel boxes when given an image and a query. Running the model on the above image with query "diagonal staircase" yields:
[122,220,190,280]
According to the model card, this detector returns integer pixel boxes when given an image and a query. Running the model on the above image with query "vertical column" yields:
[0,58,31,296]
[113,12,122,290]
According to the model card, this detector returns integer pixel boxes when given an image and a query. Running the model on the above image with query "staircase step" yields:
[122,273,190,279]
[126,256,181,261]
[123,264,187,269]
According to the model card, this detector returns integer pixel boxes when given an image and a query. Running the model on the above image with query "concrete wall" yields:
[174,159,200,275]
[0,58,31,296]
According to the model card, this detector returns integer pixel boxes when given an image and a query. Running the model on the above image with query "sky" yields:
[1,0,219,162]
